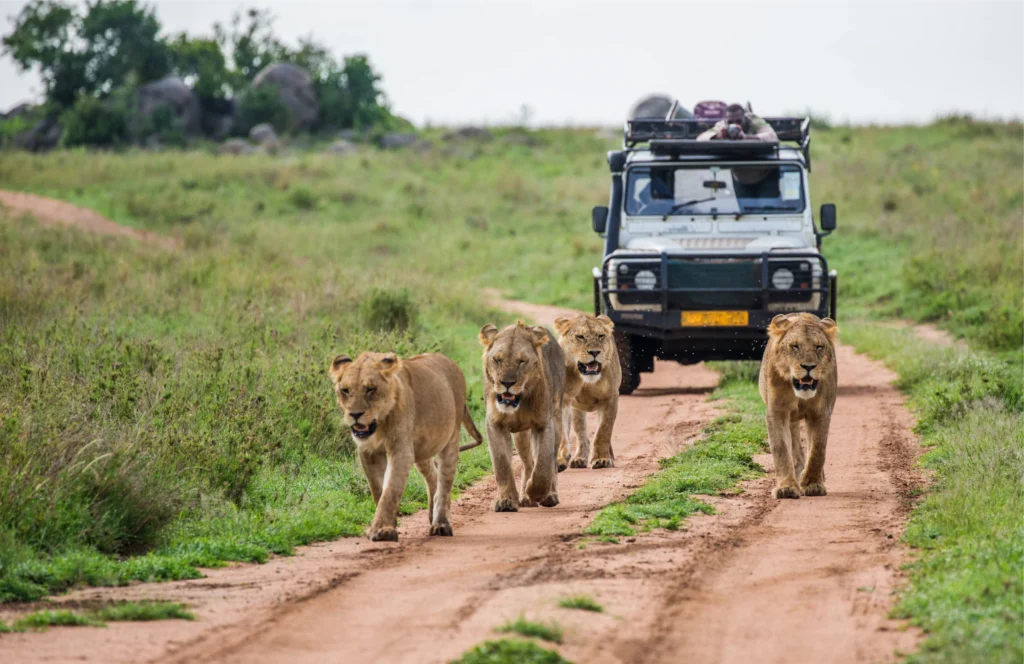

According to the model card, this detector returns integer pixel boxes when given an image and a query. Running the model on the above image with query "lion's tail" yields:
[459,404,484,452]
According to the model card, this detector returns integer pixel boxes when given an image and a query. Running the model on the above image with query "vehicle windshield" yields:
[625,163,805,216]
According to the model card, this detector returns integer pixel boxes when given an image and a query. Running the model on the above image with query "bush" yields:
[137,104,186,148]
[359,288,416,332]
[60,95,130,148]
[235,84,292,136]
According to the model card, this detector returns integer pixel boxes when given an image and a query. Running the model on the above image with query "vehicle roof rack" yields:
[623,116,812,169]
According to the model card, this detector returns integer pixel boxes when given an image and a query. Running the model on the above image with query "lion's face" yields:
[554,314,615,384]
[479,321,548,414]
[328,352,401,441]
[769,313,838,400]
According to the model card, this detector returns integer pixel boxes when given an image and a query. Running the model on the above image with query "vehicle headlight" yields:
[771,268,794,290]
[634,270,657,290]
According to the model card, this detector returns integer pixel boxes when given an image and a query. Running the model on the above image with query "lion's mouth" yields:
[793,377,819,392]
[497,392,522,408]
[351,420,378,439]
[578,361,602,376]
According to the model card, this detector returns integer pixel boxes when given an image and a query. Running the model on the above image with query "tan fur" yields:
[479,321,566,511]
[758,313,839,499]
[553,314,621,470]
[329,352,483,541]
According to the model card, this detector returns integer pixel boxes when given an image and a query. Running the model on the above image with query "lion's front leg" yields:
[557,407,572,472]
[486,421,519,512]
[513,431,538,507]
[525,423,559,508]
[368,447,413,541]
[569,407,590,468]
[766,408,801,499]
[358,448,387,505]
[589,394,617,469]
[799,412,831,496]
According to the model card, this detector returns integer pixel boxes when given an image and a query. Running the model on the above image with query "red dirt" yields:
[0,190,180,251]
[0,193,925,663]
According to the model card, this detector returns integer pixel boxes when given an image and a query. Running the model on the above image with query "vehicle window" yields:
[626,164,805,216]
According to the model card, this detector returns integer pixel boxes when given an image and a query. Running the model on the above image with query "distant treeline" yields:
[1,1,402,148]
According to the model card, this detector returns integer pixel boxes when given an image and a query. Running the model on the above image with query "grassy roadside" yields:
[0,600,192,632]
[839,323,1022,664]
[584,362,765,542]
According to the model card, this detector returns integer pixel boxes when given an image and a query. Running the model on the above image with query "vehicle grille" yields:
[668,260,760,309]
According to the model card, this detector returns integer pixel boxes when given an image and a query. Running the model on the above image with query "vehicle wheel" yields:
[614,331,642,395]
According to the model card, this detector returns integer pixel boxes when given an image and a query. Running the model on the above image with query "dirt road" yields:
[0,195,923,663]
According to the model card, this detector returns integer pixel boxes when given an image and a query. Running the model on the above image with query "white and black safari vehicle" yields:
[591,108,838,394]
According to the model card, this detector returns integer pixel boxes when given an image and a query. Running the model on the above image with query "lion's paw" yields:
[429,521,453,537]
[772,484,801,500]
[493,497,519,513]
[519,497,539,508]
[557,461,569,473]
[801,482,827,497]
[590,458,614,469]
[369,526,399,542]
[569,457,588,469]
[539,493,559,508]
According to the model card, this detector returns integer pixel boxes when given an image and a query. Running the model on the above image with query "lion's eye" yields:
[815,345,824,352]
[597,335,606,341]
[340,388,350,397]
[576,335,585,342]
[790,344,799,352]
[366,387,376,397]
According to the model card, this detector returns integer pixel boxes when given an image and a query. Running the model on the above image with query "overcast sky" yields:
[1,0,1022,126]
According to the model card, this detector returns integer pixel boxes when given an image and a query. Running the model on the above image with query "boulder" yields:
[4,102,36,120]
[627,94,693,120]
[219,138,254,155]
[379,132,418,149]
[442,126,493,141]
[251,63,319,129]
[16,115,62,151]
[249,123,278,145]
[137,76,202,136]
[200,98,236,140]
[326,139,357,155]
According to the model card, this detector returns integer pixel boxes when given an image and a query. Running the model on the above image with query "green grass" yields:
[584,362,765,539]
[557,595,603,613]
[496,616,564,644]
[6,601,193,632]
[451,639,572,664]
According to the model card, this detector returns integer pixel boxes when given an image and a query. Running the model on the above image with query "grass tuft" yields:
[7,601,193,632]
[496,616,563,643]
[451,639,572,664]
[557,595,603,612]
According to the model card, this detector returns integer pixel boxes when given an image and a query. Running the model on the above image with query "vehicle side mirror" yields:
[592,206,609,234]
[820,203,836,232]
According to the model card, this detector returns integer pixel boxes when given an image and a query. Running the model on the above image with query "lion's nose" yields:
[349,411,365,421]
[800,364,816,373]
[500,380,515,390]
[589,350,601,359]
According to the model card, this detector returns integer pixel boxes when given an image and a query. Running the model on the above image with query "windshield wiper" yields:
[740,204,797,212]
[661,197,717,221]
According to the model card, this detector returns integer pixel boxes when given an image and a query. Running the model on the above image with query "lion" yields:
[479,321,565,511]
[553,314,621,470]
[329,351,483,541]
[758,313,839,499]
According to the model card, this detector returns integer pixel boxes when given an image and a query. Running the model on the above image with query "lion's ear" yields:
[528,326,550,348]
[596,315,614,332]
[768,314,794,338]
[479,323,499,347]
[819,317,839,341]
[329,354,353,384]
[553,317,572,336]
[378,352,401,374]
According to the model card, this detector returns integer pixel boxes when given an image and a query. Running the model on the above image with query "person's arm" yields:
[746,117,778,141]
[697,121,726,141]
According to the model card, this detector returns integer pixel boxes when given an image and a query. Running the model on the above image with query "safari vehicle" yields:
[590,111,838,394]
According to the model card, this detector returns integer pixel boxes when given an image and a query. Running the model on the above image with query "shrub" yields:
[359,288,416,332]
[137,104,186,148]
[60,95,130,147]
[235,84,292,136]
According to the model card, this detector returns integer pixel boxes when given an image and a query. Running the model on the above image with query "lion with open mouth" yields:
[758,313,839,499]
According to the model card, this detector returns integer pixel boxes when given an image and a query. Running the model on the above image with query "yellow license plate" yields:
[681,311,749,327]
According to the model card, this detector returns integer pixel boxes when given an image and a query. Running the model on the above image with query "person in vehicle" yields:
[696,104,778,142]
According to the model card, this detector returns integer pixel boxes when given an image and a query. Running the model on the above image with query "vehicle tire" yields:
[615,331,642,395]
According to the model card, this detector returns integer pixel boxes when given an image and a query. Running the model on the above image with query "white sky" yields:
[1,0,1022,126]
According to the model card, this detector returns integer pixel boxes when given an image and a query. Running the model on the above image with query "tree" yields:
[213,8,287,86]
[2,0,170,107]
[168,34,230,103]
